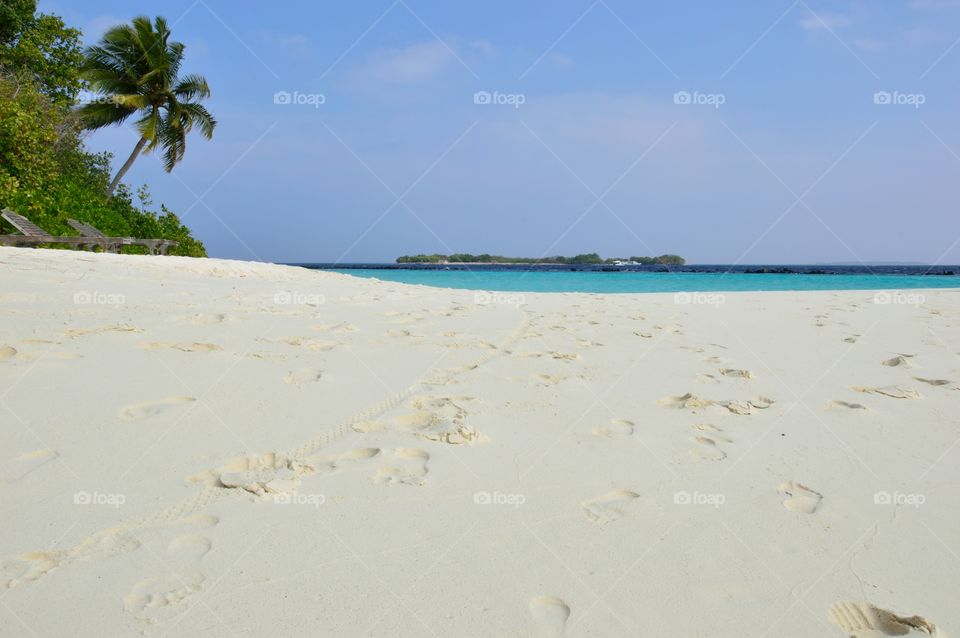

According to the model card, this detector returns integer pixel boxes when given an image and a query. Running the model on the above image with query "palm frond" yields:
[177,102,216,139]
[76,101,137,130]
[173,74,211,101]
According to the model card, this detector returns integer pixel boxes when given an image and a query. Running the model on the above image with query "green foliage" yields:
[0,6,206,257]
[0,1,84,105]
[0,0,36,45]
[628,254,685,265]
[396,252,684,265]
[0,69,206,256]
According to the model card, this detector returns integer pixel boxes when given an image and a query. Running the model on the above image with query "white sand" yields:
[0,247,957,637]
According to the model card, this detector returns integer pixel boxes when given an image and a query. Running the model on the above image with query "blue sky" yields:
[41,0,960,264]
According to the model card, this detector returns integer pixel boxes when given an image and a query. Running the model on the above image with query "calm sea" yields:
[293,264,960,294]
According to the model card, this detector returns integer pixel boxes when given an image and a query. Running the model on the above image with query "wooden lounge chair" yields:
[68,218,177,255]
[0,209,117,251]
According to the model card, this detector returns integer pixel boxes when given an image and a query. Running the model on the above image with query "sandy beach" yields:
[0,247,957,637]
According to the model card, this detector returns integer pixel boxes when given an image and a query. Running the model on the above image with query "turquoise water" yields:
[325,269,960,294]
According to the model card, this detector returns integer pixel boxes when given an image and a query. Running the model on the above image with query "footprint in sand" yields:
[529,596,571,638]
[658,393,773,415]
[658,393,715,410]
[0,449,58,486]
[263,336,338,351]
[1,551,63,588]
[726,396,774,414]
[591,419,634,437]
[307,448,381,476]
[829,601,940,636]
[778,481,822,514]
[914,377,953,387]
[190,452,312,496]
[534,374,566,386]
[124,533,214,623]
[0,345,17,361]
[185,313,228,325]
[141,341,222,353]
[65,324,142,338]
[120,396,196,420]
[829,400,868,410]
[581,489,640,525]
[394,396,482,445]
[882,354,915,368]
[283,368,323,385]
[690,435,727,461]
[719,368,754,379]
[2,528,142,589]
[851,386,921,400]
[372,448,430,486]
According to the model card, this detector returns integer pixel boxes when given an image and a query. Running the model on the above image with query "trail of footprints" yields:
[835,352,955,407]
[12,308,955,631]
[185,394,485,497]
[123,515,219,623]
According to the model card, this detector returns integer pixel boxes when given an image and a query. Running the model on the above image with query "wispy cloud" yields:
[468,39,498,58]
[353,41,455,85]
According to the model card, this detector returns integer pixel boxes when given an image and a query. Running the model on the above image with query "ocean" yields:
[293,264,960,294]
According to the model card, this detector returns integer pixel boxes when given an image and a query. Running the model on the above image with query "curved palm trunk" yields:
[107,136,148,197]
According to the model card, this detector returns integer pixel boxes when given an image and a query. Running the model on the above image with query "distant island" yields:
[395,253,685,265]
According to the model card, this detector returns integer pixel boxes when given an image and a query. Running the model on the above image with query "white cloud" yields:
[468,39,498,58]
[799,10,853,31]
[354,41,455,85]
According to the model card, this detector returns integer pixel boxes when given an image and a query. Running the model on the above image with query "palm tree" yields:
[78,16,216,196]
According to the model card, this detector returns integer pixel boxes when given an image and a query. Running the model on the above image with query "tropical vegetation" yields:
[0,2,207,256]
[396,253,686,265]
